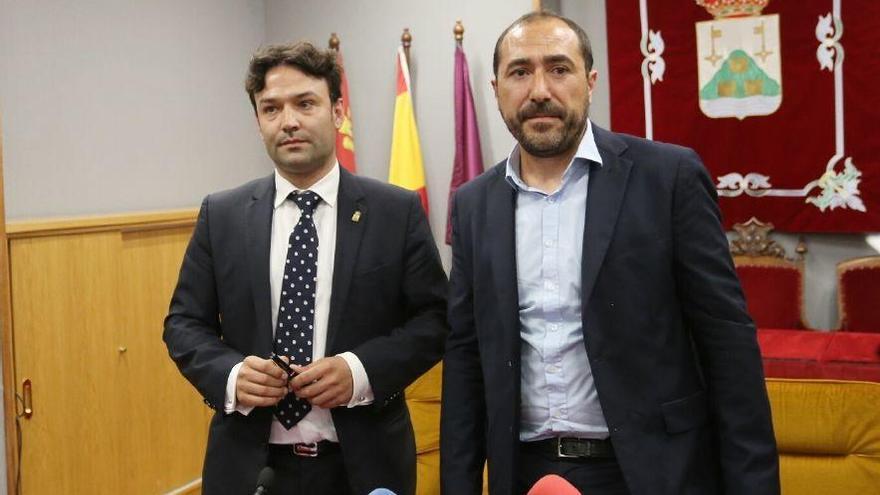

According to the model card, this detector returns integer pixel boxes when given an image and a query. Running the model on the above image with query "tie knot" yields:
[291,191,321,215]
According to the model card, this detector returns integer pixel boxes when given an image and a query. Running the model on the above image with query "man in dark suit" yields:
[164,42,447,495]
[441,12,779,495]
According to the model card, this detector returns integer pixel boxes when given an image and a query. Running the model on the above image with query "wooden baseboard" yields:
[164,478,201,495]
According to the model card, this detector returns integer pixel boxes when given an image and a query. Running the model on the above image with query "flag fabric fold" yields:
[335,50,357,173]
[388,46,429,214]
[446,44,484,244]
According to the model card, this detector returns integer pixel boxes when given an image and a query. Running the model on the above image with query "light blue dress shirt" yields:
[505,121,609,441]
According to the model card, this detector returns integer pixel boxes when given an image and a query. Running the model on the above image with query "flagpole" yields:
[401,28,412,67]
[454,19,464,46]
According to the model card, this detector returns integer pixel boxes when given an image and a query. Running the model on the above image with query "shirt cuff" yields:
[224,361,254,415]
[338,351,374,407]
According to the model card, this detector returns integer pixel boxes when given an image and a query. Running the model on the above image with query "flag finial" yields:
[329,32,340,51]
[454,20,464,43]
[401,28,412,63]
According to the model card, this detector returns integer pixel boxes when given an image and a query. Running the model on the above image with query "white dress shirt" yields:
[223,164,374,444]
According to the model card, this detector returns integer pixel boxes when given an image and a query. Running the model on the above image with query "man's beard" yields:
[503,100,588,158]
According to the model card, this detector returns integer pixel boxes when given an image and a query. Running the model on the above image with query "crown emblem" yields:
[696,0,769,18]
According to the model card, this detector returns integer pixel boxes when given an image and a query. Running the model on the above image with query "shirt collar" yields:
[273,162,340,210]
[505,119,603,191]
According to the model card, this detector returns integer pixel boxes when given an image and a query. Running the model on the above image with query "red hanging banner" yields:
[606,0,880,232]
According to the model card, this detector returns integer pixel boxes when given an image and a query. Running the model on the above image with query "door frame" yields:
[0,114,19,495]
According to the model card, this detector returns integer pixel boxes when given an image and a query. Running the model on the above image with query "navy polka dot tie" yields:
[274,190,320,429]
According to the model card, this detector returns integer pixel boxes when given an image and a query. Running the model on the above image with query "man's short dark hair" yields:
[493,11,594,77]
[245,41,341,112]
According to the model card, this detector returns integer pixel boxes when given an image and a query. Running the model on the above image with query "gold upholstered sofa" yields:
[765,378,880,494]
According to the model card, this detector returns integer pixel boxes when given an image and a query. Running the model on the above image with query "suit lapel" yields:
[582,126,633,307]
[246,175,276,356]
[326,168,366,353]
[486,167,521,352]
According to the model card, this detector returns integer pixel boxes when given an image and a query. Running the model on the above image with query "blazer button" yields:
[507,360,513,368]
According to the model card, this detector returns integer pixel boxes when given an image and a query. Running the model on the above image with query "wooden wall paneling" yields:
[117,226,211,493]
[5,209,198,239]
[10,232,126,493]
[4,210,204,493]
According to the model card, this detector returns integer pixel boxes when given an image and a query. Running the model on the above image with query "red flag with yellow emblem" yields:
[335,50,357,173]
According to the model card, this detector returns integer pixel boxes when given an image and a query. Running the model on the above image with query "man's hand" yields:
[235,355,289,408]
[290,356,354,409]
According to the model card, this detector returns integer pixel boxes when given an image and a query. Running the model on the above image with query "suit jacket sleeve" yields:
[672,150,780,494]
[350,192,449,405]
[440,193,487,495]
[163,196,244,410]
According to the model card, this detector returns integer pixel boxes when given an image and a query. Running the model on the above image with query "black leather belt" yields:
[268,441,340,458]
[522,437,615,459]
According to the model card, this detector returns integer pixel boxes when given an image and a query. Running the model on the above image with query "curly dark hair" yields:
[245,41,342,112]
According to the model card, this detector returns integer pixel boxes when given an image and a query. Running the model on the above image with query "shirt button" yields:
[547,197,556,203]
[546,365,559,374]
[544,239,555,247]
[549,324,558,331]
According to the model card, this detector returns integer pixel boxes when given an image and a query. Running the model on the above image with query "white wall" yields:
[0,0,269,220]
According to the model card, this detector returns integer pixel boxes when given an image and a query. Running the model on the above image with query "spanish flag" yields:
[388,46,429,214]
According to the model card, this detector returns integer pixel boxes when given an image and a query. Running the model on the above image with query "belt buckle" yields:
[556,438,582,459]
[293,442,319,457]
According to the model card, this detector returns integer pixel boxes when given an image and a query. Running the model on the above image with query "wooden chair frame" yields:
[729,217,810,329]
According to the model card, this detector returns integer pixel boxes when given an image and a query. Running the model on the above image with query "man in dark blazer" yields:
[164,42,447,495]
[441,12,779,495]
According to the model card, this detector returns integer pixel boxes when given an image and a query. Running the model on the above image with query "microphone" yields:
[367,489,397,495]
[527,474,581,495]
[253,466,275,495]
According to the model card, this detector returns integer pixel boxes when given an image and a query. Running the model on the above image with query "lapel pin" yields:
[351,210,362,223]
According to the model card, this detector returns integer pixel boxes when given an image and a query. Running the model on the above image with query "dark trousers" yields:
[267,444,352,495]
[516,444,630,495]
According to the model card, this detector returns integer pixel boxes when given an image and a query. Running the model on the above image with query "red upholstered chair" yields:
[837,256,880,333]
[730,218,808,329]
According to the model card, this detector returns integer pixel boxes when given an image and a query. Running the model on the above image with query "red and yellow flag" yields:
[335,51,357,173]
[388,46,428,214]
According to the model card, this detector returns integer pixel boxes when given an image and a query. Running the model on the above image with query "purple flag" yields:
[446,44,484,245]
